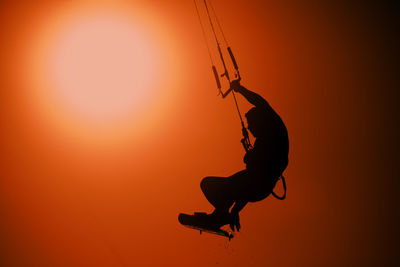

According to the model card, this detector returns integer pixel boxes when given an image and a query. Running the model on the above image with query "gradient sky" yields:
[1,0,399,266]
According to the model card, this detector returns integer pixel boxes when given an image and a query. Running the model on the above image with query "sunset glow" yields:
[23,2,181,144]
[1,0,396,266]
[49,14,159,122]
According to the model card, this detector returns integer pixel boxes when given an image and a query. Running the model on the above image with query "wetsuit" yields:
[200,84,289,223]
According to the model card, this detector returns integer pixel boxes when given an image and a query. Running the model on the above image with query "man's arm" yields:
[231,80,271,110]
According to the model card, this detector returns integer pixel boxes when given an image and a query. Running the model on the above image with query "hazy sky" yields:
[1,1,398,266]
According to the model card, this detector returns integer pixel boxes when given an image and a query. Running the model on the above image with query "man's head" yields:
[245,107,265,138]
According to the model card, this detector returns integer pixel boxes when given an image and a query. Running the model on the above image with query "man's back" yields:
[244,102,289,177]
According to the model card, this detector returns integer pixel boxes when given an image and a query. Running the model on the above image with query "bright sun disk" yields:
[48,13,160,123]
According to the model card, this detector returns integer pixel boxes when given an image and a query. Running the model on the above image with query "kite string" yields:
[194,0,214,64]
[203,0,248,147]
[208,0,228,46]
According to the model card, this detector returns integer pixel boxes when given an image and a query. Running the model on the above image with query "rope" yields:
[231,91,245,127]
[194,0,214,64]
[208,0,228,46]
[203,1,240,120]
[203,0,250,150]
[203,0,220,48]
[194,0,251,151]
[204,0,230,82]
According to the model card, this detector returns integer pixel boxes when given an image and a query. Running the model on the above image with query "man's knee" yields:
[200,177,212,192]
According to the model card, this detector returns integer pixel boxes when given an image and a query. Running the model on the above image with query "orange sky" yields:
[1,0,398,266]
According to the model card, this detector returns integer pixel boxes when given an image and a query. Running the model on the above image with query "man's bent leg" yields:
[200,177,234,214]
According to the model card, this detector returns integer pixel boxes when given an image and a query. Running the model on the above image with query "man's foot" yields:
[209,210,231,228]
[209,211,240,232]
[229,212,240,232]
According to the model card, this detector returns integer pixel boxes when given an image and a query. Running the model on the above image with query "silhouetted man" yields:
[200,80,289,231]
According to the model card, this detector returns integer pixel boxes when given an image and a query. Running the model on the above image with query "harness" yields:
[272,175,286,200]
[194,0,287,200]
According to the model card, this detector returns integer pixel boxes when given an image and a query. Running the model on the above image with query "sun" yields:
[23,3,181,145]
[48,12,160,123]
